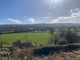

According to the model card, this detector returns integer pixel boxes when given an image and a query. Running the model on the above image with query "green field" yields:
[0,32,50,46]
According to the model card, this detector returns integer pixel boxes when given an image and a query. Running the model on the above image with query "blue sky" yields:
[0,0,80,24]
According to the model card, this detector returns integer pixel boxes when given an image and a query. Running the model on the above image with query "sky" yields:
[0,0,80,24]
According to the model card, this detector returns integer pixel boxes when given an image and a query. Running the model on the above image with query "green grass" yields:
[0,32,50,46]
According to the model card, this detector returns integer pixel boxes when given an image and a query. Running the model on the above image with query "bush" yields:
[49,29,78,45]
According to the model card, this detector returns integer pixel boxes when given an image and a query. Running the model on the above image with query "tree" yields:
[48,29,78,45]
[65,29,77,43]
[49,28,54,35]
[48,30,61,45]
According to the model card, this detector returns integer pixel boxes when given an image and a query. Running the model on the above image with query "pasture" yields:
[0,32,50,46]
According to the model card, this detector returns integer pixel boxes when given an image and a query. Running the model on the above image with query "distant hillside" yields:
[0,23,80,33]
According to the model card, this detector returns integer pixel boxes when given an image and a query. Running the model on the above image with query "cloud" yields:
[70,8,79,13]
[50,9,80,23]
[6,8,80,24]
[27,18,35,24]
[75,8,79,11]
[8,18,22,24]
[70,9,73,13]
[26,17,49,24]
[7,18,37,24]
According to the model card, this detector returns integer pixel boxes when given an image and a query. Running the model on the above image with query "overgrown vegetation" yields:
[49,29,80,45]
[0,29,80,60]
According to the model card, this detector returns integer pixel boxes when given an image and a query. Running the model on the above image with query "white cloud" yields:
[8,18,22,24]
[75,8,79,11]
[26,18,47,24]
[27,18,35,24]
[70,9,73,13]
[70,8,79,13]
[6,9,80,24]
[50,10,80,23]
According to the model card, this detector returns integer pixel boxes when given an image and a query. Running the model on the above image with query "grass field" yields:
[0,32,50,46]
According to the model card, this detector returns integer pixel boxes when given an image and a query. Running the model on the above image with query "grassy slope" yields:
[0,32,50,46]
